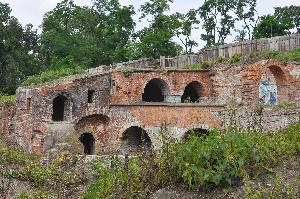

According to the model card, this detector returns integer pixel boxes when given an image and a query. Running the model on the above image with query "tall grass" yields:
[264,48,300,62]
[0,94,16,104]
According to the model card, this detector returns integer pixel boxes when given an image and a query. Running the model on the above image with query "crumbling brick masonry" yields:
[1,59,300,155]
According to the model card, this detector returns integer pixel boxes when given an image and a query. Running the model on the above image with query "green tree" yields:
[174,9,200,54]
[199,0,236,46]
[92,0,135,64]
[235,0,257,40]
[40,0,97,68]
[274,6,300,33]
[0,3,41,94]
[253,15,293,39]
[136,0,182,59]
[199,0,258,46]
[40,0,135,67]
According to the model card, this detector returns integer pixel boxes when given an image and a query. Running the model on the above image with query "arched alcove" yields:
[52,95,69,121]
[259,65,289,105]
[79,133,95,155]
[120,126,152,154]
[181,81,203,103]
[242,61,291,105]
[75,114,109,155]
[183,128,208,140]
[142,78,169,102]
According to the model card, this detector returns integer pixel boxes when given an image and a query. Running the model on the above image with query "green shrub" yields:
[229,54,241,63]
[81,124,300,197]
[82,157,147,199]
[216,56,227,63]
[173,124,300,188]
[277,101,295,109]
[0,145,39,166]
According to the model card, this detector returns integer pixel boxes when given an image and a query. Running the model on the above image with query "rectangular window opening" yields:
[88,90,95,103]
[27,98,32,111]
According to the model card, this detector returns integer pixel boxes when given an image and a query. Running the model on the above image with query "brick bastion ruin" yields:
[1,34,300,155]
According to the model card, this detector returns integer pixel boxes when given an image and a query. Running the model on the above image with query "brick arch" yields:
[242,60,291,105]
[181,81,204,103]
[119,126,153,155]
[142,78,170,102]
[75,114,109,154]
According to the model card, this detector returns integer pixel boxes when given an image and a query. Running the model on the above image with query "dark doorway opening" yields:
[88,90,95,103]
[183,128,208,140]
[181,81,202,103]
[121,126,152,154]
[79,133,95,155]
[52,95,67,121]
[142,78,169,102]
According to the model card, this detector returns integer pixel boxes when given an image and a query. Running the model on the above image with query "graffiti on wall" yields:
[259,79,278,105]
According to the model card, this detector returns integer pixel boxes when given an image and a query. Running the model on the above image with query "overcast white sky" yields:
[2,0,300,49]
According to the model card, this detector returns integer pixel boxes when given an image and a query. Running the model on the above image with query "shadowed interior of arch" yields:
[181,81,203,103]
[52,95,67,121]
[120,126,152,155]
[142,78,169,102]
[79,133,95,155]
[183,128,208,140]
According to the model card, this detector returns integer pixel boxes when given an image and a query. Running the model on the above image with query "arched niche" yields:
[120,126,152,155]
[142,78,170,102]
[181,81,203,103]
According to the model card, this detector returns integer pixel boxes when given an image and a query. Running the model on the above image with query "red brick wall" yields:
[0,102,15,137]
[242,60,292,104]
[74,105,223,154]
[110,71,212,104]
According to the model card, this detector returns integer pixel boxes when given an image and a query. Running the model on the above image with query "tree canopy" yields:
[0,0,298,94]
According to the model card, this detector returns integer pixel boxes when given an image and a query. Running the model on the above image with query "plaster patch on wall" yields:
[259,71,278,105]
[259,81,277,105]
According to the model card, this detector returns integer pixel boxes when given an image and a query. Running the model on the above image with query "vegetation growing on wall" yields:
[82,123,300,198]
[264,48,300,63]
[1,123,299,198]
[0,94,16,104]
[20,56,86,87]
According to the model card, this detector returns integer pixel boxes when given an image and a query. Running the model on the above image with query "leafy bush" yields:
[216,56,227,63]
[277,101,295,109]
[0,145,39,166]
[173,124,300,188]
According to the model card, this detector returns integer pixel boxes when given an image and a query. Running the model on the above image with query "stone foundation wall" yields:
[215,106,300,132]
